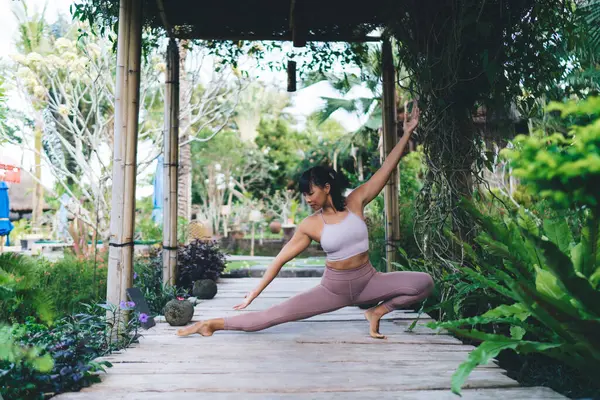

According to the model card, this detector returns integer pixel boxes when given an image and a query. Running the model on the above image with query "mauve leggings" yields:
[223,261,434,332]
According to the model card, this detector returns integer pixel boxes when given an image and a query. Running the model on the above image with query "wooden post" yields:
[382,39,400,272]
[163,38,179,286]
[250,222,256,257]
[107,0,143,313]
[287,60,297,92]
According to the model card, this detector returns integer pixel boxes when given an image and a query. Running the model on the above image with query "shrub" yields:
[430,97,600,395]
[134,251,187,315]
[1,302,140,399]
[36,252,108,319]
[0,253,56,325]
[176,240,227,291]
[431,201,600,395]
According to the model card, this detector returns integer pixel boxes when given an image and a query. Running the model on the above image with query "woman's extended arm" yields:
[349,101,420,208]
[233,222,312,310]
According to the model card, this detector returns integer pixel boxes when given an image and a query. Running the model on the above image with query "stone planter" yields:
[164,299,194,326]
[192,279,218,299]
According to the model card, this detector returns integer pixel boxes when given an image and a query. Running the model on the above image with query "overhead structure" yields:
[107,0,401,310]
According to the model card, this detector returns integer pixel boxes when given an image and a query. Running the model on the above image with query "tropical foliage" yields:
[430,97,600,395]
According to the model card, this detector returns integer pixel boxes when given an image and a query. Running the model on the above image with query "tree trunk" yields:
[32,125,44,230]
[177,40,192,225]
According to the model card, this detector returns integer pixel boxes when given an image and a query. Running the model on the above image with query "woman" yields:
[177,101,433,339]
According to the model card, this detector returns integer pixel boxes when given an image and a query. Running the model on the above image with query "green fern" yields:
[0,253,56,324]
[0,324,54,373]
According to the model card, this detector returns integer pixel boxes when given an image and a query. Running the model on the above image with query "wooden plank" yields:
[54,387,566,400]
[104,360,501,373]
[52,278,565,399]
[79,370,518,392]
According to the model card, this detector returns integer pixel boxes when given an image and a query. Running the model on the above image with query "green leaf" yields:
[571,242,586,275]
[510,326,526,340]
[534,266,580,317]
[590,266,600,289]
[30,353,54,372]
[482,303,530,322]
[458,265,516,300]
[533,236,600,317]
[579,220,599,279]
[544,218,573,254]
[450,335,562,395]
[451,341,516,395]
[517,208,539,237]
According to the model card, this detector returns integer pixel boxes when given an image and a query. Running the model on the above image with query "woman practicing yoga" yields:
[177,101,433,339]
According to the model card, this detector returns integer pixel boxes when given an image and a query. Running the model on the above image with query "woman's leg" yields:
[177,284,350,336]
[353,271,434,338]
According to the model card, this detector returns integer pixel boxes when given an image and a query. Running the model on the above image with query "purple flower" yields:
[138,313,149,323]
[133,272,138,280]
[119,300,127,309]
[126,301,135,308]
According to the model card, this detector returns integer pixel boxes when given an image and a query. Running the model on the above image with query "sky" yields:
[0,0,372,197]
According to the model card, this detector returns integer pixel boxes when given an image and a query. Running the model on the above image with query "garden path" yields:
[55,278,564,399]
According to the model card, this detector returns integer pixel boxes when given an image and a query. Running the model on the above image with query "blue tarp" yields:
[0,181,14,245]
[152,155,163,223]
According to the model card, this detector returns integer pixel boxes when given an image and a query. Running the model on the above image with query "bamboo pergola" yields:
[107,0,401,309]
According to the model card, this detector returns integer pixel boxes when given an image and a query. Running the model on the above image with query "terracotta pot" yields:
[231,230,245,239]
[282,224,296,242]
[269,221,282,234]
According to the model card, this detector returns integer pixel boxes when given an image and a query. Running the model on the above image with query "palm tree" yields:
[232,80,291,143]
[303,47,385,181]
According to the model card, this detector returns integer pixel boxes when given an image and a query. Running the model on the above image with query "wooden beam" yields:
[289,0,307,47]
[172,32,382,43]
[163,38,179,286]
[381,39,400,273]
[107,0,143,319]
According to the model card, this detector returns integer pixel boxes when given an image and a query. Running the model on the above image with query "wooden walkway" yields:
[56,278,564,399]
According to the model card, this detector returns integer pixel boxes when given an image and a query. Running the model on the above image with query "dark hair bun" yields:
[299,166,346,211]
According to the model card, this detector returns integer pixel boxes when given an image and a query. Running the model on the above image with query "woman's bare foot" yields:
[177,321,214,337]
[364,307,387,339]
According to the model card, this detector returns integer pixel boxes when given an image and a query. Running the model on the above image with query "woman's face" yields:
[303,183,330,211]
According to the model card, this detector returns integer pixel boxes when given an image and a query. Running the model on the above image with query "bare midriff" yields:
[325,251,370,270]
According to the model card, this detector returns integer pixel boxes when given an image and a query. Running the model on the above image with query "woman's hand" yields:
[233,290,259,310]
[403,100,420,138]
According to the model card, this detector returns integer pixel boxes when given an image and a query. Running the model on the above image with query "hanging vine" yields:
[386,0,576,262]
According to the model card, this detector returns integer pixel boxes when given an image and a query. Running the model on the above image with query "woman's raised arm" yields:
[348,101,420,208]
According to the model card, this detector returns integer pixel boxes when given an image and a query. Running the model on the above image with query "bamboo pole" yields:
[382,39,400,272]
[107,0,142,313]
[163,38,179,286]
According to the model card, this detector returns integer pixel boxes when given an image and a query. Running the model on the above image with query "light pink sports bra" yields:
[319,209,369,261]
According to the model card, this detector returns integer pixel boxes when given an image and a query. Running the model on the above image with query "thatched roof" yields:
[6,173,51,212]
[84,0,390,42]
